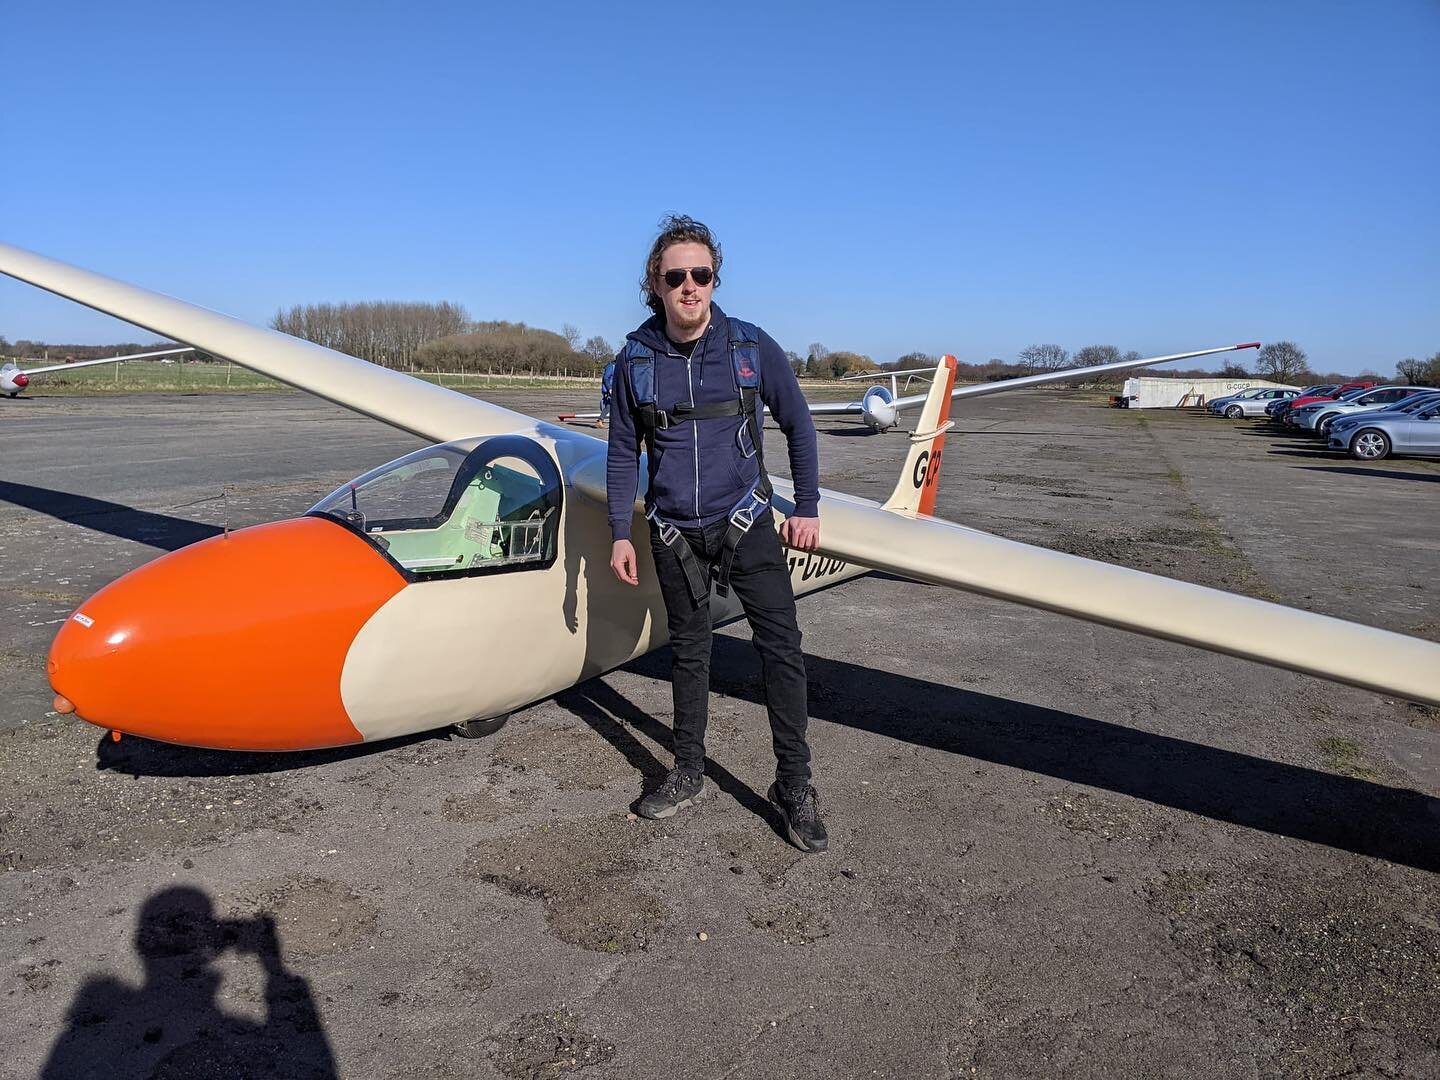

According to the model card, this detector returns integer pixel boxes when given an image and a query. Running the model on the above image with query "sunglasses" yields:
[661,266,714,289]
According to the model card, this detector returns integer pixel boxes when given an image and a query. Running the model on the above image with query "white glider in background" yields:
[1,347,194,396]
[808,344,1262,432]
[0,240,1434,757]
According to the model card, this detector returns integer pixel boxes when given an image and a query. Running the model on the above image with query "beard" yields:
[667,298,709,337]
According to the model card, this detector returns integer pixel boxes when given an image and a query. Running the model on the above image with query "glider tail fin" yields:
[883,354,958,516]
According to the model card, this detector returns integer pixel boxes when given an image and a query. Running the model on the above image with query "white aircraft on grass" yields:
[0,241,1435,755]
[1,347,194,397]
[559,345,1263,433]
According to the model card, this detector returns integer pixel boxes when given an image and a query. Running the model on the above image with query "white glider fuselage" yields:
[49,421,863,750]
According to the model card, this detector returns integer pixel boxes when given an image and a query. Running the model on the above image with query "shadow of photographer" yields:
[42,886,337,1080]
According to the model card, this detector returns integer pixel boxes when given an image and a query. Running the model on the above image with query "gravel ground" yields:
[1,388,1436,1079]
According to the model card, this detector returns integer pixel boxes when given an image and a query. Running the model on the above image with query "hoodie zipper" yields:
[685,327,706,519]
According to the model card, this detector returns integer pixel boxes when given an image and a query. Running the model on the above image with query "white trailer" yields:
[1117,377,1297,409]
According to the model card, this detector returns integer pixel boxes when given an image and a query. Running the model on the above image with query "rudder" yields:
[882,354,957,517]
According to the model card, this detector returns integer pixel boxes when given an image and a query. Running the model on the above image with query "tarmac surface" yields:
[1,387,1437,1079]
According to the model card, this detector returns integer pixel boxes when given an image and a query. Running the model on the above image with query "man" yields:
[607,215,827,853]
[598,358,615,427]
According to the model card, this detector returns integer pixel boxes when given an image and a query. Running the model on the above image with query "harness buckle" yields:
[645,505,680,546]
[728,488,769,533]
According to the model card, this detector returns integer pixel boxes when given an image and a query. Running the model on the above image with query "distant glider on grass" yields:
[1,347,194,397]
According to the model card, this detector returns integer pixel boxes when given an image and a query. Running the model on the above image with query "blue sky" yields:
[2,0,1436,372]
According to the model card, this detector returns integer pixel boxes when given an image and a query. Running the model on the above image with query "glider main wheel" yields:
[1350,428,1391,461]
[1225,404,1243,419]
[452,713,509,739]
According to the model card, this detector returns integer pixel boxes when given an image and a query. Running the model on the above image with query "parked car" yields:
[1290,385,1376,426]
[1219,388,1300,418]
[1328,394,1440,459]
[1294,386,1435,435]
[1327,390,1440,447]
[1205,387,1271,415]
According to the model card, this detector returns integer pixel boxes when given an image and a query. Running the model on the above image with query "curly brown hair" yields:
[640,214,723,315]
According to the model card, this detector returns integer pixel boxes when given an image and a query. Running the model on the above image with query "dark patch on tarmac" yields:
[460,816,668,954]
[490,1007,616,1078]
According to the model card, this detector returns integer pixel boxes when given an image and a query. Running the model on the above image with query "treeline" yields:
[801,340,1440,388]
[799,342,1150,383]
[266,302,615,376]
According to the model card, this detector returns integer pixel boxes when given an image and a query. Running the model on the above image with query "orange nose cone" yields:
[49,516,406,750]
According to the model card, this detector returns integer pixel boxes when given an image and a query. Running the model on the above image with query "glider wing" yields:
[886,343,1262,411]
[0,243,529,443]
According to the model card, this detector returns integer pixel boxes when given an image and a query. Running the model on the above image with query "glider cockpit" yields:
[310,435,563,580]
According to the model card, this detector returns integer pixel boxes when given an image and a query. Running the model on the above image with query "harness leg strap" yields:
[648,509,711,607]
[713,522,747,598]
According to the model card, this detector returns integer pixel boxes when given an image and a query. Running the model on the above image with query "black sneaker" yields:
[768,782,828,853]
[637,767,705,820]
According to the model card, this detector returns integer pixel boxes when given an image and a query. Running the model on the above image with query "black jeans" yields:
[648,512,812,786]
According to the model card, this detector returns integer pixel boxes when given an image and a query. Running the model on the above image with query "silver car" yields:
[1206,387,1271,415]
[1219,388,1299,418]
[1328,392,1440,459]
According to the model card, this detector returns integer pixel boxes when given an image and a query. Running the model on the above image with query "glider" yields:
[561,345,1262,432]
[0,241,1434,755]
[1,347,194,396]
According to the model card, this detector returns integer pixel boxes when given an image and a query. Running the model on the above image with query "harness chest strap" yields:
[620,322,772,601]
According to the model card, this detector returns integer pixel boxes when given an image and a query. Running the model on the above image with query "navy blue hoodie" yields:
[607,303,820,541]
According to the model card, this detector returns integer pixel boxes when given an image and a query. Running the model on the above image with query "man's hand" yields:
[780,515,820,552]
[611,539,639,585]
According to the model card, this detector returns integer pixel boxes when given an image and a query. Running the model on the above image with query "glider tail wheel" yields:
[452,713,509,739]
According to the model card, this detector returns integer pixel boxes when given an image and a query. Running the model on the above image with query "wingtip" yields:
[1237,341,1261,350]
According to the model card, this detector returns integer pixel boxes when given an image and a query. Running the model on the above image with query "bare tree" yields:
[581,335,614,372]
[783,350,805,375]
[1017,343,1069,373]
[804,342,829,376]
[1396,356,1431,384]
[1218,361,1250,379]
[561,324,581,352]
[1254,341,1308,383]
[1072,345,1122,368]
